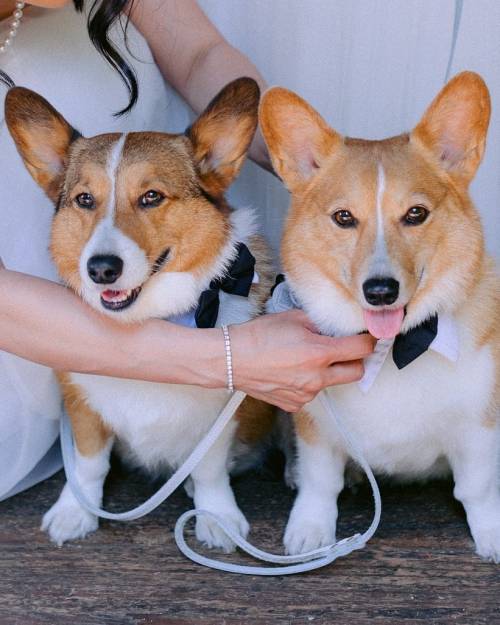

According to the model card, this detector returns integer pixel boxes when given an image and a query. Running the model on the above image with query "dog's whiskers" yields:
[151,248,170,275]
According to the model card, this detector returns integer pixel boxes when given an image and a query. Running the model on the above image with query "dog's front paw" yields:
[472,524,500,563]
[284,516,335,556]
[284,498,336,555]
[41,488,98,546]
[195,506,250,553]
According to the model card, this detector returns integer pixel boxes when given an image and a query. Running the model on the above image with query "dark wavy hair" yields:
[73,0,138,116]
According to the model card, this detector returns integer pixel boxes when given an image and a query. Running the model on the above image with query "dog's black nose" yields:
[363,277,399,306]
[87,255,123,284]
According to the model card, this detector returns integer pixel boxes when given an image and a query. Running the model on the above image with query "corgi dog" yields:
[5,77,274,551]
[260,72,500,561]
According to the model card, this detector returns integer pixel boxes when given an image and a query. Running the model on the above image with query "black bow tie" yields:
[392,315,438,369]
[195,243,256,328]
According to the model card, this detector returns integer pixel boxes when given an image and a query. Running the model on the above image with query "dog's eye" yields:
[332,209,358,228]
[403,205,429,226]
[75,193,95,210]
[139,190,165,209]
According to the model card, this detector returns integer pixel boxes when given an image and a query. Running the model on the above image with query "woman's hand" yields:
[230,310,376,412]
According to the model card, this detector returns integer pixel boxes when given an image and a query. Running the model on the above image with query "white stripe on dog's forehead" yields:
[106,133,127,222]
[80,133,135,265]
[375,163,386,258]
[368,163,392,276]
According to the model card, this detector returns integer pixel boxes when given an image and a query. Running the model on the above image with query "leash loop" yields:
[173,390,381,575]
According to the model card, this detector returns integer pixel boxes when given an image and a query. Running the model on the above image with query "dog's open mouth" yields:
[101,286,142,311]
[96,248,170,312]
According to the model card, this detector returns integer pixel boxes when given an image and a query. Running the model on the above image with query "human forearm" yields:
[0,267,375,411]
[0,266,226,386]
[180,40,271,171]
[131,0,272,171]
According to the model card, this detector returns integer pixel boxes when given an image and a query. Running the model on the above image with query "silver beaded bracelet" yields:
[221,324,234,393]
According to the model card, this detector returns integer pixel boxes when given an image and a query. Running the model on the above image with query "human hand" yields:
[229,310,376,412]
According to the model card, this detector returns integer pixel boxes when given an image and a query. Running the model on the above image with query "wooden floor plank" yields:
[0,464,498,625]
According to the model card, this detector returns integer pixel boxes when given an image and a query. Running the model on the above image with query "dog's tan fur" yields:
[58,373,113,457]
[293,410,318,446]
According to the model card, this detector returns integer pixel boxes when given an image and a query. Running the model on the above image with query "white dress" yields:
[0,5,191,500]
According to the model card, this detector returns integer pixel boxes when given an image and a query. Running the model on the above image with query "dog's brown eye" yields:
[332,209,357,228]
[403,205,429,226]
[75,193,95,210]
[139,190,165,208]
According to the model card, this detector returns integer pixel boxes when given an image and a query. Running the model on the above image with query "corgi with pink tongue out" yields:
[261,72,500,561]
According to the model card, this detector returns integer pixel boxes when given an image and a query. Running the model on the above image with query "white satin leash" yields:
[60,390,247,520]
[61,389,381,575]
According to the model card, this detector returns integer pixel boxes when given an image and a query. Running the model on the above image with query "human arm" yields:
[0,264,374,412]
[0,263,226,387]
[130,0,272,172]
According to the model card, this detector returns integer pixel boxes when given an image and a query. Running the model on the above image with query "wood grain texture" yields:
[0,460,498,625]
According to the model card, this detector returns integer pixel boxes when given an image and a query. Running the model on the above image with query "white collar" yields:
[165,271,260,329]
[267,279,301,314]
[358,314,459,393]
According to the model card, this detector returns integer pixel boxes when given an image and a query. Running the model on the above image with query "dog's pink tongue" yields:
[363,307,405,339]
[101,289,124,302]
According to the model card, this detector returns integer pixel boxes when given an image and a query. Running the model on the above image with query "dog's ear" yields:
[412,72,491,186]
[187,77,260,197]
[5,87,79,202]
[259,87,340,192]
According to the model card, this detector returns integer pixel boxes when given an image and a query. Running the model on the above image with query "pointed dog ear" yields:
[411,72,491,187]
[259,87,341,192]
[5,87,80,201]
[186,77,260,197]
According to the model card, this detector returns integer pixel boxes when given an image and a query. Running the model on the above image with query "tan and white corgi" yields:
[5,77,274,550]
[260,72,500,561]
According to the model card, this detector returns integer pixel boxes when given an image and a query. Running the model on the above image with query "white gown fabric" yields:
[0,6,190,500]
[1,1,499,501]
[199,0,500,261]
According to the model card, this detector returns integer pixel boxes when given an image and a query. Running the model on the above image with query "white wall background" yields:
[199,0,500,261]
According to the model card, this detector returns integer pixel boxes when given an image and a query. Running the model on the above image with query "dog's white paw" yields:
[284,499,336,555]
[472,524,500,563]
[195,506,250,553]
[41,496,98,546]
[284,516,335,555]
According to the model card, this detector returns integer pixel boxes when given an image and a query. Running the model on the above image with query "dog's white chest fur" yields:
[70,372,230,471]
[311,323,495,478]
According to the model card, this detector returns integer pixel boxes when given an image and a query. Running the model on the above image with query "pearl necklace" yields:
[0,2,25,55]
